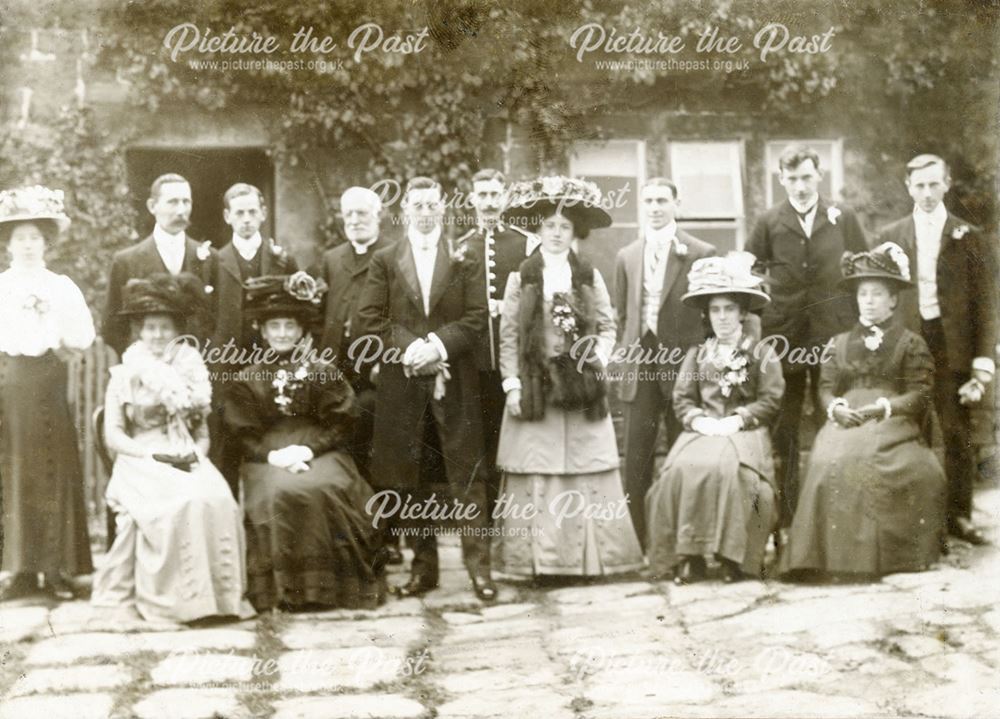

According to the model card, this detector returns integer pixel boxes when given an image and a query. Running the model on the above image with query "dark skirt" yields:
[780,388,946,576]
[0,352,92,575]
[242,417,384,610]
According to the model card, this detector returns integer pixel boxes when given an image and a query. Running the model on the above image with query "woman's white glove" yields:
[268,444,314,473]
[690,416,719,436]
[505,389,522,418]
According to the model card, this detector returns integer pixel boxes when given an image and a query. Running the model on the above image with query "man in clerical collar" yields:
[747,145,867,526]
[211,182,296,496]
[356,176,495,601]
[876,154,998,547]
[102,173,218,358]
[614,177,716,550]
[456,168,538,519]
[316,186,390,486]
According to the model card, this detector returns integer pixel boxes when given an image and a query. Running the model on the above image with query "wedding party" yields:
[1,1,998,718]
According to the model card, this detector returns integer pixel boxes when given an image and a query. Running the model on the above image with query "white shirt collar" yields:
[788,196,819,215]
[644,222,677,247]
[913,202,947,224]
[540,247,570,268]
[232,232,262,261]
[350,237,378,255]
[408,225,441,251]
[153,225,185,245]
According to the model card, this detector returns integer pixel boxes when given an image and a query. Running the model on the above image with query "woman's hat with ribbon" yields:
[838,242,912,290]
[244,271,329,322]
[0,185,71,237]
[118,272,209,320]
[681,251,771,310]
[502,175,613,236]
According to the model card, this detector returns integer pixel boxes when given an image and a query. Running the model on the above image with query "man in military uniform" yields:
[456,168,538,518]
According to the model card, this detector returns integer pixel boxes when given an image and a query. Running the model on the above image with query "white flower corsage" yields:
[673,239,689,257]
[23,293,50,315]
[196,240,212,261]
[827,207,841,225]
[204,285,214,295]
[863,324,884,351]
[270,240,285,256]
[951,225,970,240]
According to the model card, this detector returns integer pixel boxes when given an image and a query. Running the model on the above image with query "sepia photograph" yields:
[0,1,997,717]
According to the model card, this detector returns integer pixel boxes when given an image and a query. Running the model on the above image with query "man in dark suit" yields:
[746,145,867,525]
[614,177,717,550]
[210,183,296,494]
[455,168,538,517]
[356,176,495,601]
[875,154,997,545]
[317,186,390,482]
[102,173,218,358]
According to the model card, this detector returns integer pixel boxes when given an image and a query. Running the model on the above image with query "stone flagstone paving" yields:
[0,486,997,718]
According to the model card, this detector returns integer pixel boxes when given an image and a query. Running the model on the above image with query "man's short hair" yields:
[471,168,505,185]
[223,183,265,210]
[778,145,821,173]
[149,173,190,201]
[403,176,442,202]
[340,186,382,213]
[642,177,679,200]
[905,154,951,181]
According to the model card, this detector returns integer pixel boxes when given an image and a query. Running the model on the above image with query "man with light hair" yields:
[876,153,998,546]
[317,185,390,485]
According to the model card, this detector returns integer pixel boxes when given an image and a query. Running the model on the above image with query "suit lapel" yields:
[627,236,644,316]
[811,198,829,236]
[427,238,452,315]
[219,244,242,282]
[181,237,203,274]
[659,240,685,306]
[396,241,424,314]
[138,235,170,274]
[779,201,808,239]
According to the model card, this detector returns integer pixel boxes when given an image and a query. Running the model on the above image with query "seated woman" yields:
[224,272,384,610]
[646,252,784,584]
[493,176,643,580]
[781,243,945,578]
[91,273,253,623]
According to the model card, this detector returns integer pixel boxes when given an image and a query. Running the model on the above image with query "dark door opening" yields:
[126,147,274,247]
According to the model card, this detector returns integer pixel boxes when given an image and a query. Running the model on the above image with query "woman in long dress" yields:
[492,176,643,579]
[780,242,946,577]
[0,186,94,601]
[646,252,784,583]
[224,273,384,610]
[91,273,253,622]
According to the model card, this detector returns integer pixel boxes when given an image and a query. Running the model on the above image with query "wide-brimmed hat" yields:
[839,242,913,290]
[118,273,209,319]
[502,176,613,236]
[681,251,771,310]
[244,271,328,322]
[0,185,71,235]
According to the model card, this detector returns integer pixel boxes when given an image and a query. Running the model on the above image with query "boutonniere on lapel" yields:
[269,239,286,257]
[447,238,472,267]
[196,240,212,261]
[827,207,842,225]
[673,238,689,257]
[951,224,970,240]
[863,324,884,352]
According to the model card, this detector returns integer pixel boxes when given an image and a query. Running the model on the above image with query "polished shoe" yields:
[392,574,438,598]
[471,574,497,602]
[949,517,987,546]
[720,559,744,584]
[386,546,405,565]
[673,556,705,585]
[43,573,76,601]
[0,573,37,602]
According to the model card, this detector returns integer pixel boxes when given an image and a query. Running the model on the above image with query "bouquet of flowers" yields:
[123,342,212,430]
[551,292,580,340]
[708,336,752,398]
[272,362,311,415]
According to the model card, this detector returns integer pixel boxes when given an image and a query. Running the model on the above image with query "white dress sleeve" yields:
[54,274,96,350]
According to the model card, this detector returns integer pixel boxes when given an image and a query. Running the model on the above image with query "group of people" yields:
[0,144,994,624]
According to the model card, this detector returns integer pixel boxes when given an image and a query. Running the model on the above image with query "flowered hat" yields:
[502,176,613,235]
[0,185,71,235]
[118,273,209,319]
[244,271,328,322]
[839,242,912,290]
[681,251,770,310]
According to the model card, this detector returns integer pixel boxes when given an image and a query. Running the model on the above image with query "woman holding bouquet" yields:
[224,273,384,611]
[0,186,94,601]
[492,177,643,579]
[91,274,253,623]
[645,253,784,584]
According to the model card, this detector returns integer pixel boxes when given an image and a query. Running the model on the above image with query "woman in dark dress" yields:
[225,272,384,610]
[780,242,946,577]
[0,186,93,601]
[646,252,784,584]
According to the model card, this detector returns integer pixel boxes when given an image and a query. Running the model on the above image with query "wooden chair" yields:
[92,406,117,549]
